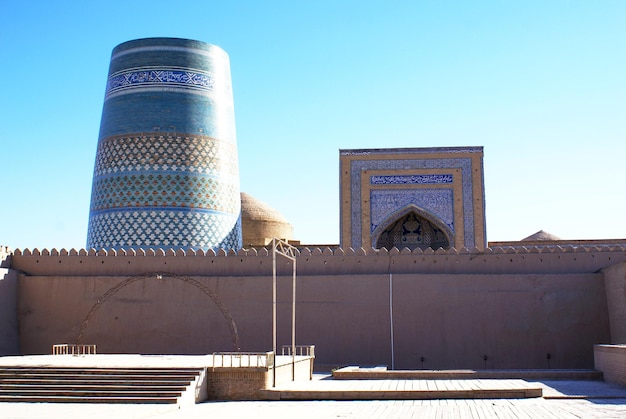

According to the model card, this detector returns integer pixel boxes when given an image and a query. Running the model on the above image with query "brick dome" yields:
[521,230,561,241]
[240,192,294,247]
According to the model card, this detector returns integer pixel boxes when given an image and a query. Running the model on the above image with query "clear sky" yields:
[1,0,625,250]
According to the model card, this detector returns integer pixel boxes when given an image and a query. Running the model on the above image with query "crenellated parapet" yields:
[7,242,626,278]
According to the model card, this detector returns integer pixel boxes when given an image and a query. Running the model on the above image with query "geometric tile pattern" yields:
[88,134,241,250]
[93,135,238,177]
[90,134,240,215]
[89,172,240,213]
[86,209,241,250]
[370,189,454,233]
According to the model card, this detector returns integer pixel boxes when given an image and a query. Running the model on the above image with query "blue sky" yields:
[1,0,625,250]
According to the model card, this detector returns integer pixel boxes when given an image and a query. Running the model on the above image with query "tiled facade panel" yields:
[87,38,241,251]
[340,147,486,250]
[370,189,455,233]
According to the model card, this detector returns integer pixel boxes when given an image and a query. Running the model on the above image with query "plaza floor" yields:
[2,377,626,419]
[2,356,626,418]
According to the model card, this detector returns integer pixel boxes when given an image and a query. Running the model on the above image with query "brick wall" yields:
[9,246,624,369]
[603,262,626,343]
[207,368,270,400]
[206,357,313,400]
[0,247,18,355]
[594,345,626,386]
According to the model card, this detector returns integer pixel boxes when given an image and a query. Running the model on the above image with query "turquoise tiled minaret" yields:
[87,38,242,251]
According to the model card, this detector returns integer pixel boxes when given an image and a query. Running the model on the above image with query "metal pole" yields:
[292,259,296,380]
[271,238,298,385]
[272,238,277,387]
[389,272,395,370]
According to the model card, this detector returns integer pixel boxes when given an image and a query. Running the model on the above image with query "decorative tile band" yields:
[105,67,215,99]
[111,44,222,61]
[93,134,238,178]
[87,209,242,250]
[89,172,240,213]
[370,174,453,185]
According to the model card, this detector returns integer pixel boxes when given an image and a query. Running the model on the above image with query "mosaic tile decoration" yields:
[347,155,477,249]
[105,67,217,100]
[90,172,240,213]
[370,189,454,234]
[370,174,453,185]
[87,209,241,250]
[88,134,240,250]
[93,135,239,177]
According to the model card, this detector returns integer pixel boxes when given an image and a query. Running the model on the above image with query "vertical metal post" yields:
[389,272,395,370]
[272,238,277,387]
[271,238,298,384]
[292,259,296,381]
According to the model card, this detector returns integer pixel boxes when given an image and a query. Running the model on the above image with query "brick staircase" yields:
[0,366,204,404]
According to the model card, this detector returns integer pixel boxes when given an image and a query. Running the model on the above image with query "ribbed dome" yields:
[240,192,294,247]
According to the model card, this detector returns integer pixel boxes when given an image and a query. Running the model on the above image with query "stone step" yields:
[0,366,203,404]
[0,365,198,373]
[0,367,201,375]
[0,395,179,404]
[0,389,183,397]
[0,378,192,386]
[0,384,187,391]
[0,374,197,381]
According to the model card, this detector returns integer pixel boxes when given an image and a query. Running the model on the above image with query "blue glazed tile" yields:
[87,38,241,251]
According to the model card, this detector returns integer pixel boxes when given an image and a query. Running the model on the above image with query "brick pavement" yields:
[2,380,626,419]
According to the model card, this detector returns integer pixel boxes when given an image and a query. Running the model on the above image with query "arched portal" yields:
[76,272,240,351]
[373,206,452,251]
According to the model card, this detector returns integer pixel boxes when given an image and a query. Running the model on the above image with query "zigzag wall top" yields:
[9,241,626,257]
[6,242,626,278]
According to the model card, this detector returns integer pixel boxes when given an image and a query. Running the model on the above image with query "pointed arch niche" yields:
[372,205,453,251]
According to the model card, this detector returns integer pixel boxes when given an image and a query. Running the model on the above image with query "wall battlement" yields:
[8,242,626,277]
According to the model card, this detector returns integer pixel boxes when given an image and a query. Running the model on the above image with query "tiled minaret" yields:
[87,38,242,251]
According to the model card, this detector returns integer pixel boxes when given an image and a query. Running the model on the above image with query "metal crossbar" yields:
[273,238,298,260]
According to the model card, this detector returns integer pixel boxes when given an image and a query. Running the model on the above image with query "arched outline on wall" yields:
[76,272,240,351]
[371,204,454,249]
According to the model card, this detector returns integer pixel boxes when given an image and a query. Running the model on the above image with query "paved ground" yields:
[2,396,626,419]
[2,379,626,419]
[2,356,626,418]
